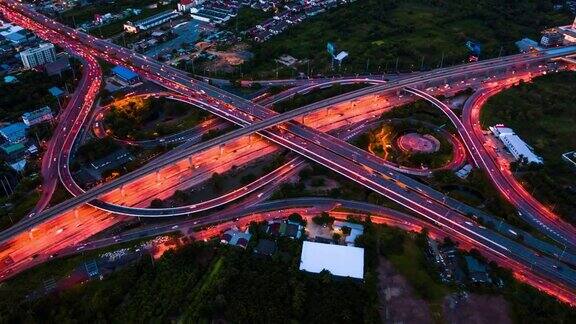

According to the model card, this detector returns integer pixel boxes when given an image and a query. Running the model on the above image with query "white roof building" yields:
[489,126,543,164]
[333,221,364,246]
[299,241,364,279]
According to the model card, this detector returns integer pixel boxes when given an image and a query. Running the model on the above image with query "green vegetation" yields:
[225,7,275,32]
[357,224,449,320]
[0,239,378,323]
[241,0,571,78]
[94,4,175,38]
[0,70,66,122]
[59,0,174,38]
[76,137,121,163]
[104,96,209,140]
[0,162,41,230]
[355,120,453,169]
[60,0,158,23]
[480,72,576,225]
[379,99,456,129]
[312,211,335,226]
[430,169,535,233]
[273,83,368,112]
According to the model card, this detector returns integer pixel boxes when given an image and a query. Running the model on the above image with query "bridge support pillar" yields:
[188,156,193,169]
[156,170,161,183]
[120,185,125,198]
[219,144,224,157]
[74,208,80,219]
[301,114,305,124]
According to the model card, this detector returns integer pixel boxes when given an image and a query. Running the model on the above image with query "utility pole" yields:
[394,57,399,73]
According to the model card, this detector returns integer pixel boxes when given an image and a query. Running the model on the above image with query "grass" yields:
[480,71,576,225]
[240,0,571,78]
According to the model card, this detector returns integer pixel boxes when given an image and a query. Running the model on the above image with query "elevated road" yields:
[2,0,576,301]
[3,0,576,258]
[405,86,576,249]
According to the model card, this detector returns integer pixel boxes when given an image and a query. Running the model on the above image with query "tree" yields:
[210,172,225,192]
[149,198,164,208]
[312,212,334,226]
[288,212,305,225]
[341,226,351,236]
[173,190,189,204]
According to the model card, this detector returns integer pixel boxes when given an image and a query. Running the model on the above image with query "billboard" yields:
[327,42,336,57]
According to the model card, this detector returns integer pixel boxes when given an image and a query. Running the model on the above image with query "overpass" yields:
[3,0,576,299]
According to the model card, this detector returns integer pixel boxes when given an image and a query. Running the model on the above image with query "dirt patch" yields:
[377,257,433,324]
[443,292,512,324]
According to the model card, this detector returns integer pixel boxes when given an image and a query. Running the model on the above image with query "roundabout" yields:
[362,119,463,171]
[397,132,441,154]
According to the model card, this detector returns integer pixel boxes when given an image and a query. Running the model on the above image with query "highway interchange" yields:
[2,0,576,305]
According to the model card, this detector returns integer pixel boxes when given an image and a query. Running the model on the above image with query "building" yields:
[456,164,473,179]
[266,220,303,239]
[299,241,364,279]
[0,122,28,143]
[44,56,71,76]
[3,75,17,84]
[123,10,181,33]
[559,17,576,43]
[253,239,276,256]
[220,229,251,248]
[489,125,543,164]
[190,7,231,24]
[540,29,564,47]
[333,221,364,246]
[515,38,539,53]
[20,43,57,69]
[22,106,53,126]
[464,256,491,284]
[178,0,195,12]
[0,21,26,44]
[111,65,140,85]
[0,142,26,160]
[48,86,65,98]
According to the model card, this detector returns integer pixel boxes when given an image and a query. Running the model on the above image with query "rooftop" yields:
[254,239,276,256]
[111,65,139,81]
[299,241,364,279]
[48,86,64,97]
[0,142,25,155]
[0,122,28,142]
[221,229,252,248]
